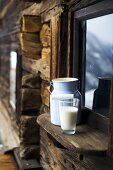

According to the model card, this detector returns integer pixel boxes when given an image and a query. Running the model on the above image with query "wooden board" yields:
[21,88,42,111]
[40,125,113,170]
[14,148,42,170]
[22,56,50,81]
[51,16,60,79]
[40,24,51,47]
[37,114,108,156]
[0,153,17,170]
[20,33,40,43]
[20,32,42,60]
[40,128,85,170]
[21,15,42,33]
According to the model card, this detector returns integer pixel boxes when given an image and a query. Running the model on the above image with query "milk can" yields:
[49,78,81,126]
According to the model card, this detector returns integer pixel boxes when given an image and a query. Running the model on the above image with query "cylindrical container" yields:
[50,78,80,126]
[93,77,111,115]
[59,98,80,134]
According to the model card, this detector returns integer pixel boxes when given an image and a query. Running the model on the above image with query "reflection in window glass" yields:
[10,51,17,110]
[85,14,113,116]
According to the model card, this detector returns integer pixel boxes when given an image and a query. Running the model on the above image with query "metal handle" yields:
[48,82,53,94]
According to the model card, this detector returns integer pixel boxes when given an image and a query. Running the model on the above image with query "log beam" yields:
[21,15,42,33]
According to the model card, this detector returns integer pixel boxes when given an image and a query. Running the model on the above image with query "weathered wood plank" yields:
[62,148,113,170]
[20,32,42,60]
[14,148,42,170]
[40,24,51,47]
[22,15,42,33]
[20,32,40,43]
[41,6,63,23]
[23,0,62,17]
[22,73,42,89]
[22,51,41,60]
[40,128,82,170]
[21,40,42,52]
[37,114,108,156]
[40,128,113,170]
[0,154,17,170]
[22,56,50,80]
[41,85,49,107]
[21,88,42,111]
[81,109,109,134]
[41,47,50,63]
[51,16,60,79]
[20,116,40,145]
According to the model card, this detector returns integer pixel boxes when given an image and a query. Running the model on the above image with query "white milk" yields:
[59,106,78,130]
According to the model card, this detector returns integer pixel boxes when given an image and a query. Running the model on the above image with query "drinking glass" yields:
[59,98,79,135]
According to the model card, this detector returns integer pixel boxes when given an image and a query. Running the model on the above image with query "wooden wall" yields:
[0,0,113,169]
[0,0,65,160]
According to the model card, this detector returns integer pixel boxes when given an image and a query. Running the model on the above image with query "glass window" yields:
[85,14,113,116]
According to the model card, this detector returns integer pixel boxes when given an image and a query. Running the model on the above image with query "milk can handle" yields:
[49,81,53,94]
[78,80,80,90]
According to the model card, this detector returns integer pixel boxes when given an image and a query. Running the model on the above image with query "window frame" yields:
[70,0,113,131]
[72,0,113,106]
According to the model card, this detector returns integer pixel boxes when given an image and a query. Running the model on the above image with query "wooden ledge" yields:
[37,114,108,156]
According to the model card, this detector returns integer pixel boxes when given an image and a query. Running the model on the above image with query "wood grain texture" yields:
[40,128,83,170]
[0,154,17,170]
[40,24,51,47]
[22,56,50,80]
[41,47,50,64]
[21,88,42,111]
[22,0,62,17]
[14,148,42,170]
[40,127,113,170]
[22,15,42,33]
[51,16,60,79]
[20,32,40,44]
[21,40,42,53]
[41,6,63,23]
[37,114,108,156]
[41,85,49,107]
[20,32,42,60]
[22,73,42,89]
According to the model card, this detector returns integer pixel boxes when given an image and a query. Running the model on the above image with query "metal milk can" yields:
[49,78,81,126]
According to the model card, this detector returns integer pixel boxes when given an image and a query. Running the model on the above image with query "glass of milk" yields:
[59,98,79,135]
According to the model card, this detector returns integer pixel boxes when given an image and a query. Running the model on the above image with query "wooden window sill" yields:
[37,114,108,156]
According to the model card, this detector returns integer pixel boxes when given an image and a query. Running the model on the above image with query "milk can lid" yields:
[52,77,78,82]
